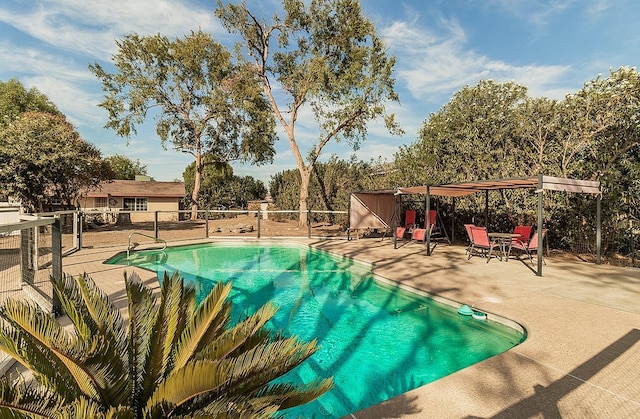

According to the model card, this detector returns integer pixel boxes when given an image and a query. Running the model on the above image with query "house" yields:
[0,200,21,227]
[78,178,186,222]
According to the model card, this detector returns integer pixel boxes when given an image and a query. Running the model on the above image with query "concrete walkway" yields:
[61,238,640,418]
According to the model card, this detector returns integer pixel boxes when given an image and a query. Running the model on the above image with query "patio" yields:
[59,238,640,418]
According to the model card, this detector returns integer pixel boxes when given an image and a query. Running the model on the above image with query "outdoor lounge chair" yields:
[411,210,437,243]
[395,209,418,242]
[404,209,416,228]
[464,223,475,254]
[468,225,499,262]
[511,225,533,247]
[510,229,548,264]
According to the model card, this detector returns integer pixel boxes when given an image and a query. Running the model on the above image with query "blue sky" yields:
[1,0,639,185]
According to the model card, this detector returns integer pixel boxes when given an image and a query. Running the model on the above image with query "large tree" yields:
[561,67,640,224]
[269,155,389,224]
[183,158,267,210]
[104,154,149,180]
[0,112,112,212]
[216,0,402,226]
[90,30,277,220]
[0,78,60,127]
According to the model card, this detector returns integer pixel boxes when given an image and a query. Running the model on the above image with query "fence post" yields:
[20,228,35,285]
[154,211,159,239]
[77,212,83,250]
[51,218,63,316]
[73,211,78,249]
[257,209,261,238]
[307,210,312,238]
[33,220,40,270]
[205,210,209,238]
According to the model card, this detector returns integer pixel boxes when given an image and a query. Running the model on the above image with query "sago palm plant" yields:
[0,271,332,418]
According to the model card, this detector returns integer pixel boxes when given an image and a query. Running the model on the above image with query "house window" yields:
[123,197,148,211]
[94,197,108,207]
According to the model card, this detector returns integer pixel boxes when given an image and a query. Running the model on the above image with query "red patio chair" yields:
[404,209,416,228]
[412,210,437,243]
[511,225,533,247]
[464,224,475,254]
[511,229,548,264]
[468,225,499,263]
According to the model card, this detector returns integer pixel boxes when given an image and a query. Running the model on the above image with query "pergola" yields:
[393,175,602,276]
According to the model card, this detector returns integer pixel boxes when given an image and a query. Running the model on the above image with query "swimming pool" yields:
[107,242,525,418]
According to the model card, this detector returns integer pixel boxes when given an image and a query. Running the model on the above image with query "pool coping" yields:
[50,238,640,417]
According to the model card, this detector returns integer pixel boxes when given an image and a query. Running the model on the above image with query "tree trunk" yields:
[190,149,203,220]
[298,168,311,228]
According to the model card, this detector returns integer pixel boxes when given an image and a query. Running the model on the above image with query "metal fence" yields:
[33,209,348,252]
[0,216,62,314]
[24,208,639,269]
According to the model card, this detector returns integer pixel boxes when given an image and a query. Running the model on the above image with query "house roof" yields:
[85,180,186,198]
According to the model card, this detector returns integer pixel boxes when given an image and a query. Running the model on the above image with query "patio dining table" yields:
[488,232,521,261]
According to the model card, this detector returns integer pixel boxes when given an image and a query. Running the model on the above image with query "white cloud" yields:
[382,15,573,103]
[0,42,106,124]
[484,0,575,27]
[0,0,222,59]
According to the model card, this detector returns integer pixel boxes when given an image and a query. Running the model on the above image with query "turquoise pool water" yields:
[107,243,525,418]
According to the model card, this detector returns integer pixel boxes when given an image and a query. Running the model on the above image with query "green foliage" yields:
[395,67,640,251]
[183,158,266,210]
[0,79,60,127]
[90,29,276,217]
[0,112,113,212]
[104,154,148,180]
[393,80,528,187]
[0,272,332,418]
[270,156,390,224]
[216,0,402,223]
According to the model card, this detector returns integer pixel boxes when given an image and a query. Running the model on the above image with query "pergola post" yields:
[451,197,456,243]
[537,174,544,276]
[426,186,432,255]
[484,189,489,228]
[393,190,399,249]
[597,193,602,264]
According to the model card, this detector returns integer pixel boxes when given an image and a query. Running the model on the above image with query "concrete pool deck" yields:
[60,238,640,418]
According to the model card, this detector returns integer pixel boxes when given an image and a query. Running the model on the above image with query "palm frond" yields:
[157,271,191,376]
[187,393,279,418]
[52,396,109,419]
[1,278,130,406]
[0,375,63,418]
[0,301,83,401]
[50,274,130,400]
[224,337,321,395]
[171,280,233,370]
[124,273,157,412]
[144,359,232,415]
[138,271,190,405]
[0,327,77,400]
[52,274,127,355]
[196,302,277,361]
[253,379,334,410]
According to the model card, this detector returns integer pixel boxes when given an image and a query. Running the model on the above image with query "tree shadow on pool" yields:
[272,252,514,417]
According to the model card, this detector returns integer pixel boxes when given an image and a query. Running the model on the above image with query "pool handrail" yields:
[127,231,167,258]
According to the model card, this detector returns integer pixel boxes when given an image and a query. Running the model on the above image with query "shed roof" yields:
[85,180,185,198]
